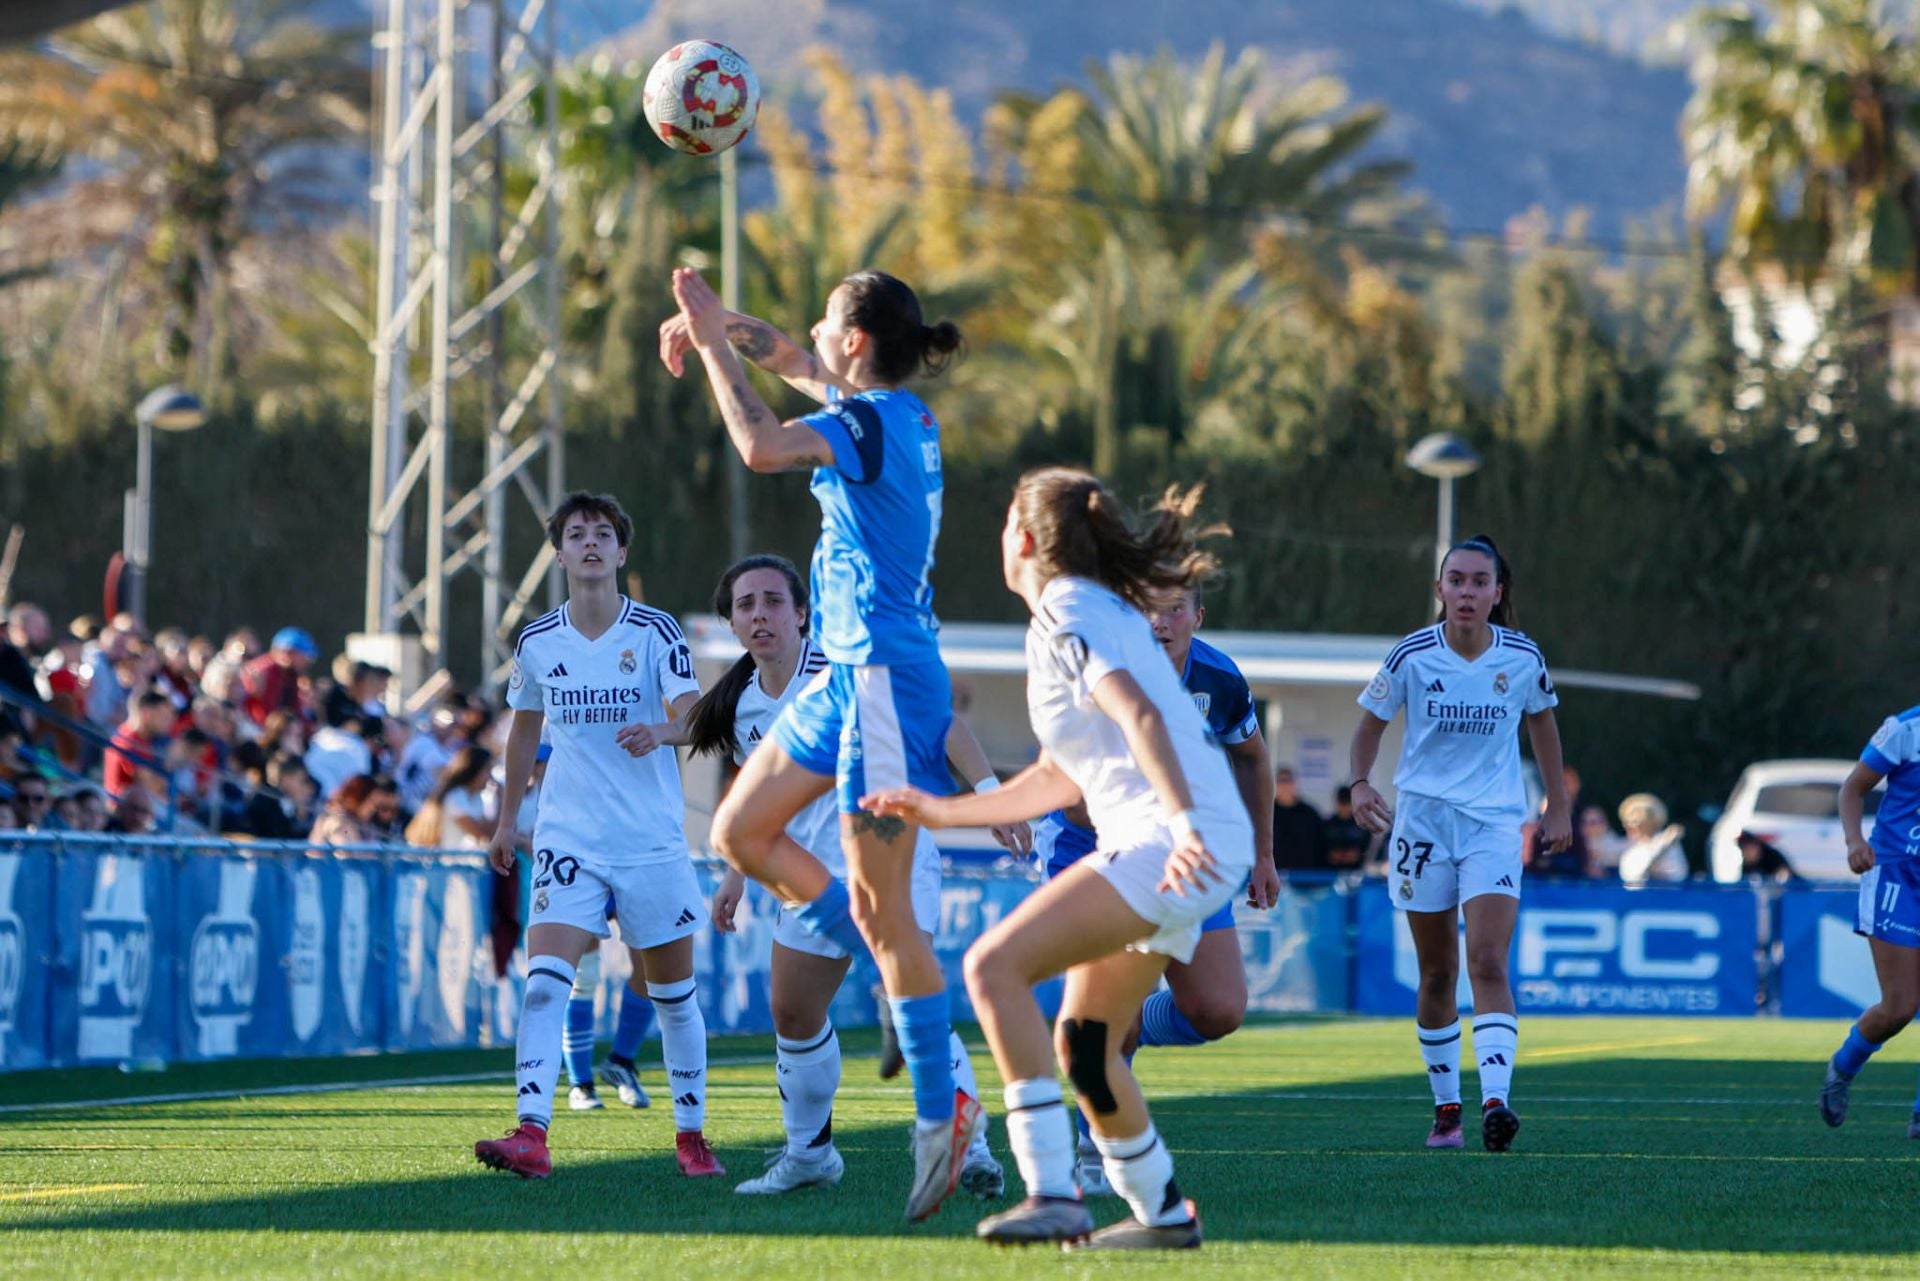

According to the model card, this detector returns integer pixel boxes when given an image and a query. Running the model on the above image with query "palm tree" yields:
[0,0,368,380]
[1684,0,1920,289]
[994,46,1406,468]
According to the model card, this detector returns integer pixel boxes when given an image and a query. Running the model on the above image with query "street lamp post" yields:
[1404,432,1482,582]
[123,385,208,625]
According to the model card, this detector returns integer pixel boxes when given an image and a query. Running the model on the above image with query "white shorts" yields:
[772,836,943,959]
[1092,817,1253,965]
[1386,794,1522,913]
[528,847,705,951]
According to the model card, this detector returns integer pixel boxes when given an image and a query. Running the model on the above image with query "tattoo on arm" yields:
[852,810,908,844]
[725,319,779,364]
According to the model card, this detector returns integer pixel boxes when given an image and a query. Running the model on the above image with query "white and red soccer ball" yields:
[642,40,760,156]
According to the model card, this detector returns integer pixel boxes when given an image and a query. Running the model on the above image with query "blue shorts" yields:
[1857,859,1920,948]
[770,659,955,813]
[1037,810,1236,933]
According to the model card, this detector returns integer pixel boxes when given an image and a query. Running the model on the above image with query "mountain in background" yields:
[600,0,1693,240]
[1451,0,1706,63]
[302,0,1699,240]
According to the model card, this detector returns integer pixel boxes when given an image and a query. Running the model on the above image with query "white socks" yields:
[775,1023,840,1160]
[648,977,708,1132]
[1473,1014,1518,1104]
[1418,1019,1463,1106]
[1003,1077,1076,1199]
[950,1030,992,1160]
[516,955,576,1129]
[1093,1125,1188,1227]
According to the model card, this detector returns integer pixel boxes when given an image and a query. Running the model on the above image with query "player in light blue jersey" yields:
[1820,704,1920,1135]
[661,267,980,1221]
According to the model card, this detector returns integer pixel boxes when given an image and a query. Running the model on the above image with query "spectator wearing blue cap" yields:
[241,626,319,728]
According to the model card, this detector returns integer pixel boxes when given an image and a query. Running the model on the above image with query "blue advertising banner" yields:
[1354,880,1760,1017]
[54,844,177,1065]
[274,855,387,1057]
[1244,880,1351,1015]
[174,852,278,1062]
[0,845,55,1070]
[386,856,494,1052]
[1777,885,1874,1018]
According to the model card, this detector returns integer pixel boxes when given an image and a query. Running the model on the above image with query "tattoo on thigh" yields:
[852,810,908,843]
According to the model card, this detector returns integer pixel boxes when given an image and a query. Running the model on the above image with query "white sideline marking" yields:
[0,1052,781,1116]
[1246,1089,1912,1109]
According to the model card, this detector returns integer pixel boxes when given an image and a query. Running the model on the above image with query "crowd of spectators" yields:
[0,600,516,850]
[1266,761,1764,885]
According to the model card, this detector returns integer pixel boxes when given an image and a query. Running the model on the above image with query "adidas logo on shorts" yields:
[547,662,569,678]
[673,907,697,927]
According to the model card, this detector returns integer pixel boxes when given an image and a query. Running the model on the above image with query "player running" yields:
[1820,703,1920,1134]
[660,267,979,1221]
[1347,535,1569,1153]
[1028,582,1277,1192]
[666,553,1010,1197]
[473,491,721,1181]
[864,469,1251,1249]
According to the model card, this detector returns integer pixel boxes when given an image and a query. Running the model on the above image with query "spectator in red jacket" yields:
[105,689,175,799]
[240,627,319,726]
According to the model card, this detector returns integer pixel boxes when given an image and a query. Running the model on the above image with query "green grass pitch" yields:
[2,1016,1916,1278]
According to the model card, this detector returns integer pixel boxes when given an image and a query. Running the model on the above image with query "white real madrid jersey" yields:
[1025,576,1251,860]
[732,637,843,868]
[507,598,701,865]
[1357,623,1558,824]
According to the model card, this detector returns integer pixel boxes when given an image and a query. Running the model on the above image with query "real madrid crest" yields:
[619,648,637,675]
[534,891,549,913]
[1493,671,1509,695]
[1399,878,1414,901]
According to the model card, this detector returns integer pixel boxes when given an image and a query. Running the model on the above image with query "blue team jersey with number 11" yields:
[797,388,944,667]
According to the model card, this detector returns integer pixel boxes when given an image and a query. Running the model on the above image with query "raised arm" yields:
[668,269,836,474]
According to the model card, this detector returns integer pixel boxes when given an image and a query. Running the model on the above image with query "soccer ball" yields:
[642,40,760,156]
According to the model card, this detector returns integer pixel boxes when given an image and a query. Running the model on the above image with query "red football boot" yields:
[474,1122,551,1179]
[676,1130,727,1177]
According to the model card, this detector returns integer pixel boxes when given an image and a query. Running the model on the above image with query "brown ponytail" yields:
[1012,467,1227,611]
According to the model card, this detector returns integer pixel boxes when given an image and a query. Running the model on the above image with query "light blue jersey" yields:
[797,388,944,666]
[1863,705,1920,863]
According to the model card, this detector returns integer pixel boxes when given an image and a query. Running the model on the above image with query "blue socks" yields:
[1137,990,1211,1048]
[608,987,656,1068]
[790,879,870,960]
[564,997,596,1086]
[1832,1023,1882,1078]
[889,991,956,1122]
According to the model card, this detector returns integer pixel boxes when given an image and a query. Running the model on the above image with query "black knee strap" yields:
[1061,1017,1117,1114]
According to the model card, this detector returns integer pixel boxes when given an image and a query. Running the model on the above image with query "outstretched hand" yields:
[859,785,951,830]
[668,267,728,360]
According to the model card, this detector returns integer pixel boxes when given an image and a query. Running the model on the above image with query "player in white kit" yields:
[473,492,722,1181]
[668,554,1012,1198]
[1347,535,1570,1154]
[864,469,1252,1250]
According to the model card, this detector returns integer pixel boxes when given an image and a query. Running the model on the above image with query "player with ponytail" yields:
[1348,534,1569,1154]
[864,469,1250,1250]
